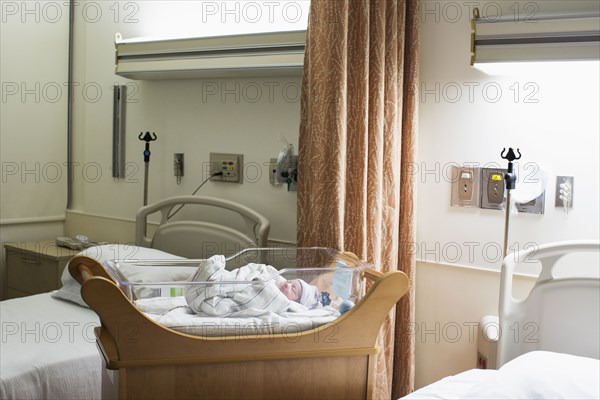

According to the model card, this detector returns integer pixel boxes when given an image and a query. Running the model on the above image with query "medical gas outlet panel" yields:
[449,166,567,215]
[209,153,243,183]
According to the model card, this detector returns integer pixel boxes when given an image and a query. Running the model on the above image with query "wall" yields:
[415,0,600,388]
[0,1,70,298]
[68,1,309,243]
[415,262,536,388]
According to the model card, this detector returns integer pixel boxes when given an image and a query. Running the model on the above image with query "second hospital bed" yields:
[403,240,600,399]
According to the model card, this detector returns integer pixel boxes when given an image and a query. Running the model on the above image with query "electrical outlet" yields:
[555,176,574,208]
[450,166,481,207]
[209,153,243,183]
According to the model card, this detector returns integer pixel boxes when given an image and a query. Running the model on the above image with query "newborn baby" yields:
[185,255,322,316]
[278,279,320,309]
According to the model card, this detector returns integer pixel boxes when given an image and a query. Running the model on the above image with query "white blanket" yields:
[184,255,306,317]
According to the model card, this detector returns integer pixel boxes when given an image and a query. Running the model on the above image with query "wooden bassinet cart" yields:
[69,251,409,400]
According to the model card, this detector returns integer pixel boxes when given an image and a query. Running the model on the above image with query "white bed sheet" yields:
[0,293,100,400]
[404,351,600,400]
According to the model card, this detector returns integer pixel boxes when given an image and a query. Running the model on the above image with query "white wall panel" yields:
[0,1,69,220]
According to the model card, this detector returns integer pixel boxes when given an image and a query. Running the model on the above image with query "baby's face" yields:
[278,279,302,302]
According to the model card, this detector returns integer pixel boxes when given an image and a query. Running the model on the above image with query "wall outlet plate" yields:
[269,158,280,185]
[450,166,481,207]
[480,168,507,210]
[174,153,184,178]
[209,153,243,183]
[555,176,574,207]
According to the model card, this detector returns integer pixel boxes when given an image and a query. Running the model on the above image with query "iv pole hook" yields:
[501,147,521,163]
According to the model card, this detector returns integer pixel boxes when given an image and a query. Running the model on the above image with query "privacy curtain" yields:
[297,0,419,398]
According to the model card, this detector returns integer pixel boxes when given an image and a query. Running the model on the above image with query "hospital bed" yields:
[404,240,600,399]
[0,196,271,399]
[1,196,410,400]
[0,291,100,399]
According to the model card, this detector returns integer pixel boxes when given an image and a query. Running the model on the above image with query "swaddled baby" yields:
[184,255,321,317]
[277,279,320,309]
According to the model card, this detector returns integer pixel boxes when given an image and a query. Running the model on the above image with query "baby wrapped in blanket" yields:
[184,255,321,317]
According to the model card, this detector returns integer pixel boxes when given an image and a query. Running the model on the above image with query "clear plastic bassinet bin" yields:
[104,247,373,315]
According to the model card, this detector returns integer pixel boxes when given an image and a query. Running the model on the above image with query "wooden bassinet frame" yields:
[70,254,409,400]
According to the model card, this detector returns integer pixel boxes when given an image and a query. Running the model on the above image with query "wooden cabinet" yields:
[4,240,80,299]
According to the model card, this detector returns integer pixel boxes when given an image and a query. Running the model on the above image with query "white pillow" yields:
[52,244,193,307]
[462,351,600,399]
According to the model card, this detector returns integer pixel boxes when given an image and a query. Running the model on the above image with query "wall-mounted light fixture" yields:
[114,30,306,80]
[471,8,600,69]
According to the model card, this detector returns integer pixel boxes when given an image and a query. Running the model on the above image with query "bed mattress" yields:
[136,295,340,336]
[0,293,100,400]
[404,351,600,400]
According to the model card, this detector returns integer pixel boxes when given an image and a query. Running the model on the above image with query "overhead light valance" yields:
[115,30,306,80]
[471,8,600,65]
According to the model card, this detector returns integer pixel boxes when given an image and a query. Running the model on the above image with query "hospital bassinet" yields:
[69,247,409,400]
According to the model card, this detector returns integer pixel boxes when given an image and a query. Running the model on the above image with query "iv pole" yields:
[139,132,157,206]
[501,147,521,259]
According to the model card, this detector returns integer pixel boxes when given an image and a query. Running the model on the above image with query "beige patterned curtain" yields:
[297,0,419,398]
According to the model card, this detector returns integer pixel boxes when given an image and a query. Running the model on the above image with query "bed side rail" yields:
[498,240,600,367]
[500,240,600,316]
[135,195,270,249]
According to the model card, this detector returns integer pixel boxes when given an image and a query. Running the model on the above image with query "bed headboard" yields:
[135,195,270,259]
[498,240,600,367]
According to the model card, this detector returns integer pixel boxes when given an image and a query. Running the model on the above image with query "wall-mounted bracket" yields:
[174,153,184,184]
[112,84,127,178]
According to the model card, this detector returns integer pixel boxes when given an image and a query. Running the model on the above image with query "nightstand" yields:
[4,240,80,299]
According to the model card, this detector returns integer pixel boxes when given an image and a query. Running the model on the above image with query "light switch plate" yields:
[209,153,243,183]
[450,166,481,207]
[480,168,507,210]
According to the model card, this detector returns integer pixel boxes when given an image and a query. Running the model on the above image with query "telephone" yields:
[56,235,106,250]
